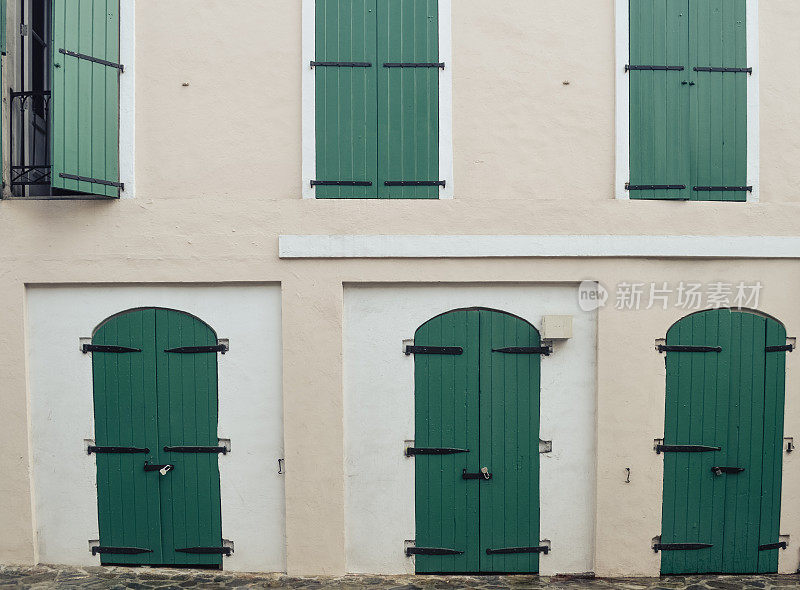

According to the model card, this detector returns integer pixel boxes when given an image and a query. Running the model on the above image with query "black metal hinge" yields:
[176,546,233,556]
[486,545,550,555]
[767,344,794,352]
[653,542,713,553]
[658,345,722,353]
[492,346,552,356]
[694,66,752,74]
[88,446,149,455]
[656,444,721,454]
[163,446,228,454]
[311,180,372,187]
[92,546,152,556]
[59,173,123,189]
[693,186,752,192]
[165,344,228,354]
[384,62,445,69]
[625,65,684,71]
[759,542,787,551]
[405,447,469,456]
[625,183,687,191]
[82,344,141,354]
[384,180,446,187]
[59,48,124,71]
[712,466,745,475]
[311,61,371,67]
[404,345,463,356]
[406,547,464,557]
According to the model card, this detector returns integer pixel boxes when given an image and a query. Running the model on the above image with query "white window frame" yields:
[615,0,758,202]
[301,0,453,200]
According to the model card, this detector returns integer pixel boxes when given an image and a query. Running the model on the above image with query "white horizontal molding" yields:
[279,235,800,259]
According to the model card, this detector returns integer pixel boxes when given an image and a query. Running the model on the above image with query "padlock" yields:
[160,465,174,476]
[481,466,490,480]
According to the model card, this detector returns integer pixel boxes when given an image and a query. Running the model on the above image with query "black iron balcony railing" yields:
[9,90,51,192]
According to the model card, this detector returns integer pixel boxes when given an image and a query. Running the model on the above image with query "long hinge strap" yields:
[658,345,722,353]
[694,66,752,74]
[176,546,233,556]
[404,345,463,356]
[653,543,713,553]
[767,344,794,352]
[82,344,141,354]
[406,547,463,557]
[759,542,787,551]
[405,447,468,456]
[311,180,372,187]
[163,445,228,454]
[311,61,371,67]
[656,444,721,454]
[384,62,445,69]
[59,173,123,189]
[384,180,446,187]
[88,446,149,454]
[625,65,684,71]
[59,48,124,72]
[693,186,753,192]
[625,184,686,191]
[164,345,228,354]
[92,546,152,556]
[493,346,552,356]
[486,546,550,555]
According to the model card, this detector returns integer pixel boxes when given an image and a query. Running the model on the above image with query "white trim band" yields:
[279,235,800,259]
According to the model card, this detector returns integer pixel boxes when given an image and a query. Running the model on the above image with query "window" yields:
[617,0,757,202]
[5,0,123,198]
[304,0,453,199]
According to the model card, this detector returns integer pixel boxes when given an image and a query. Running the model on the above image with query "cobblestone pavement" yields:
[2,565,800,590]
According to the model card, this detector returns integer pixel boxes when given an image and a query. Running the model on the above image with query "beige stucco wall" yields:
[1,0,799,577]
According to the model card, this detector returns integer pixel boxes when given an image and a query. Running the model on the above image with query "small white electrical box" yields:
[542,315,573,340]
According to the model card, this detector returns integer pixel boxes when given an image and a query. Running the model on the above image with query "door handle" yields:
[712,466,744,476]
[144,461,174,475]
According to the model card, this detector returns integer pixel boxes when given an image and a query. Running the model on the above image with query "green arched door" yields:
[412,308,544,573]
[90,308,224,566]
[660,309,788,574]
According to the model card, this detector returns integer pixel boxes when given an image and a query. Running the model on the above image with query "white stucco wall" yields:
[343,284,597,575]
[26,285,285,572]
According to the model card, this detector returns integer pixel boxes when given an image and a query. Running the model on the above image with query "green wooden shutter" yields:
[92,309,164,565]
[1,0,6,54]
[661,310,786,574]
[689,0,748,202]
[1,0,5,192]
[155,309,223,567]
[51,0,121,197]
[314,0,378,199]
[377,0,440,199]
[629,0,690,200]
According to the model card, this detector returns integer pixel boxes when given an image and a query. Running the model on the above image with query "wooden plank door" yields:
[413,308,541,573]
[92,309,163,564]
[661,309,787,574]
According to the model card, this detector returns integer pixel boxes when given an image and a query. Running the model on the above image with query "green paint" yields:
[92,309,223,566]
[414,308,540,574]
[51,0,120,197]
[630,0,747,202]
[661,309,786,574]
[315,0,438,199]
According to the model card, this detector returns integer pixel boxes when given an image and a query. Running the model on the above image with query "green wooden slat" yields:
[377,0,439,199]
[689,0,747,202]
[92,309,162,565]
[1,0,6,54]
[629,0,689,200]
[314,0,378,198]
[51,0,120,197]
[156,309,222,567]
[758,319,786,572]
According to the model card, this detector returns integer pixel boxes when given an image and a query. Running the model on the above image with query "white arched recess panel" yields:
[26,285,285,572]
[343,284,597,574]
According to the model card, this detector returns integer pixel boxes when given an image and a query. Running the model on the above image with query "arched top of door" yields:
[92,307,218,338]
[415,307,540,336]
[667,308,786,337]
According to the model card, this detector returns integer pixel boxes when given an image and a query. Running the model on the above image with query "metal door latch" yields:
[712,466,744,476]
[144,461,174,475]
[462,468,492,480]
